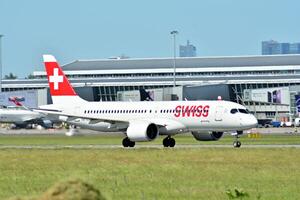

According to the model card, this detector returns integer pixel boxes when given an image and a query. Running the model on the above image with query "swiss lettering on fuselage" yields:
[174,105,210,118]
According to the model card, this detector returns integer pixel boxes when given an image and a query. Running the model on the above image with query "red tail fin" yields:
[43,55,86,105]
[43,55,76,96]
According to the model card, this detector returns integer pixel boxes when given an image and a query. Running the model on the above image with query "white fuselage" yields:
[47,99,257,135]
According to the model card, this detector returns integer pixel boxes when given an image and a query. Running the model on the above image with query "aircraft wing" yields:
[33,108,129,124]
[33,108,182,128]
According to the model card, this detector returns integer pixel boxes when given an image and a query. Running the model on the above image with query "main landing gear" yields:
[163,136,176,148]
[122,137,135,148]
[65,125,78,136]
[233,131,242,148]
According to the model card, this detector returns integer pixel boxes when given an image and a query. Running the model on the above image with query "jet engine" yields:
[127,121,159,142]
[191,131,223,141]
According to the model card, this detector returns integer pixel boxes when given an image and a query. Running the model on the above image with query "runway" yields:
[1,144,300,149]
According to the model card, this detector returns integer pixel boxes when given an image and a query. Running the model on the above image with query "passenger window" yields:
[230,109,238,114]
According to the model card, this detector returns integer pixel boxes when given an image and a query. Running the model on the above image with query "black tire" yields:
[163,137,170,147]
[129,141,135,147]
[169,138,176,147]
[122,137,130,147]
[233,141,241,148]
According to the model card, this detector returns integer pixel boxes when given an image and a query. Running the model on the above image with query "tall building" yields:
[179,40,197,57]
[262,40,300,55]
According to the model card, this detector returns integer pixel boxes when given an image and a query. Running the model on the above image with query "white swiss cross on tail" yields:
[49,68,63,90]
[43,55,85,105]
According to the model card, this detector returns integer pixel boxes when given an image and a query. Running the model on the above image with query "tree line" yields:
[3,73,35,79]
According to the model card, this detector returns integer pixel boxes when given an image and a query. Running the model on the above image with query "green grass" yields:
[0,148,300,199]
[1,133,300,199]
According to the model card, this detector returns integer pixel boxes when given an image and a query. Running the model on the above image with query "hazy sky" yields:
[1,0,300,78]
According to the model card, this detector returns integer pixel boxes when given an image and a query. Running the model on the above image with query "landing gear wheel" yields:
[169,138,176,147]
[163,137,176,148]
[232,131,242,148]
[122,137,135,148]
[163,137,169,147]
[233,141,241,148]
[129,141,135,147]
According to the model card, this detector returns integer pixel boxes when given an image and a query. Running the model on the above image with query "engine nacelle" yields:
[127,121,159,142]
[192,131,223,141]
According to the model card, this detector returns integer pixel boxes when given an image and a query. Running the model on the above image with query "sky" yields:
[0,0,300,78]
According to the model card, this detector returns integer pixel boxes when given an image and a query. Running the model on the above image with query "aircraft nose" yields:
[248,115,258,128]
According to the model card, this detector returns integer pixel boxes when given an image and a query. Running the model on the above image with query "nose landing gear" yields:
[233,131,242,148]
[233,140,241,148]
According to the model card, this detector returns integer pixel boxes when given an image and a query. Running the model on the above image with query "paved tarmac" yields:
[0,127,300,149]
[1,144,300,149]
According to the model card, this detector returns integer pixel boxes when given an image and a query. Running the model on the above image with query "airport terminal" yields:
[2,2,300,199]
[1,54,300,122]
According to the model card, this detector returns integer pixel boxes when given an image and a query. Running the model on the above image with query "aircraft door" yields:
[215,106,224,121]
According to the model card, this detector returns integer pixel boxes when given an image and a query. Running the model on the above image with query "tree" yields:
[4,73,17,79]
[26,74,35,79]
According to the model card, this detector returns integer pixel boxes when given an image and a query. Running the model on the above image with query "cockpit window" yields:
[231,108,250,114]
[230,109,238,114]
[238,109,250,114]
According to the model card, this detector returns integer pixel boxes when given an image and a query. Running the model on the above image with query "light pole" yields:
[0,34,3,93]
[170,30,178,88]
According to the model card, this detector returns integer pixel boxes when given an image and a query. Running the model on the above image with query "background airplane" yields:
[37,55,258,148]
[0,105,53,129]
[0,96,53,129]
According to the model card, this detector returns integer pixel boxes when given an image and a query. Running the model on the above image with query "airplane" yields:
[0,96,53,129]
[0,105,52,129]
[37,55,258,148]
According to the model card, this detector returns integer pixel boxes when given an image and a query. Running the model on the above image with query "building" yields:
[262,40,300,55]
[179,40,197,57]
[2,54,300,121]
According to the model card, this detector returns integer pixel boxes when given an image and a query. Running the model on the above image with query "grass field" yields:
[0,133,300,199]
